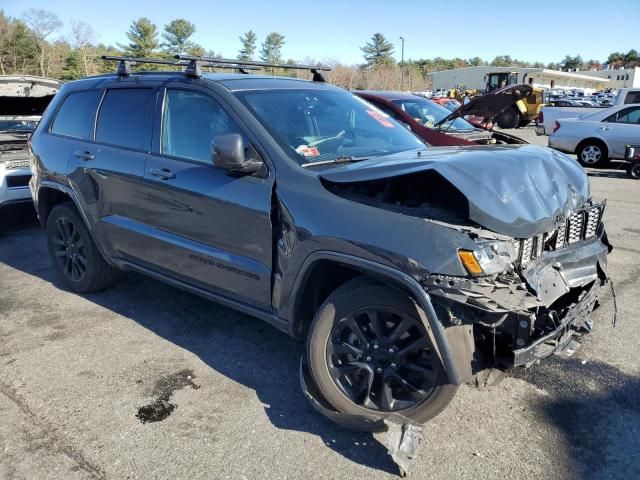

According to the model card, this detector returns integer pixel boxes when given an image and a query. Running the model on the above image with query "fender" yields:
[290,250,463,385]
[36,180,117,268]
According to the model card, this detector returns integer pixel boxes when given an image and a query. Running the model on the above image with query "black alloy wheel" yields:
[327,306,440,412]
[51,216,87,282]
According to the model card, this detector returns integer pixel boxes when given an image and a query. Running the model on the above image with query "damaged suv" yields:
[29,57,611,430]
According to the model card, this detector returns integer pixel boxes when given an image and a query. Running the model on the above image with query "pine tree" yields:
[162,19,196,55]
[120,17,158,57]
[238,30,257,61]
[260,32,285,64]
[360,33,394,67]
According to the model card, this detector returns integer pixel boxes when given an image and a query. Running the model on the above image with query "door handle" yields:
[150,167,176,180]
[74,150,95,161]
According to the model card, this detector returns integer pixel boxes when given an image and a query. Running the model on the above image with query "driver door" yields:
[602,106,640,157]
[138,84,274,309]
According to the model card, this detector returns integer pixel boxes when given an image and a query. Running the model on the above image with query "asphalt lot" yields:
[1,128,639,479]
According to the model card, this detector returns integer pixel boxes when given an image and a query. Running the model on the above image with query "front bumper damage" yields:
[424,229,611,370]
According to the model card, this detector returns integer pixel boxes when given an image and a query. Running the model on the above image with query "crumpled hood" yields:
[320,145,590,238]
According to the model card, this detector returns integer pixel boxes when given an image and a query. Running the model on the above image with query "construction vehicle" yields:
[483,72,545,128]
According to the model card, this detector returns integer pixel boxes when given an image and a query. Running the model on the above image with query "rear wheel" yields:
[46,203,120,293]
[306,278,457,426]
[577,140,608,168]
[496,106,520,129]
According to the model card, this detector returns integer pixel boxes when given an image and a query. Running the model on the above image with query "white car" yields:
[0,76,59,210]
[549,103,640,167]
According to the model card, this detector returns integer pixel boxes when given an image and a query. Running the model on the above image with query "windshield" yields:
[236,89,425,165]
[0,119,38,132]
[391,98,476,132]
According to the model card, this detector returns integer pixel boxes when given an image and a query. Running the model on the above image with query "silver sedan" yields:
[549,103,640,167]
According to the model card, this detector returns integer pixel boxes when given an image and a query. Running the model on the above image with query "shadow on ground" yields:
[3,211,639,477]
[513,357,640,479]
[0,215,399,475]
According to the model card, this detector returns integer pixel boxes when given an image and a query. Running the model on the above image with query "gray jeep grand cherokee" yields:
[29,56,611,429]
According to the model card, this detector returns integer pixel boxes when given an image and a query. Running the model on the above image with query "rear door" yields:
[66,85,158,261]
[601,106,640,157]
[139,84,274,309]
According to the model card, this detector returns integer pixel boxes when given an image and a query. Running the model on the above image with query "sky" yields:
[3,0,639,65]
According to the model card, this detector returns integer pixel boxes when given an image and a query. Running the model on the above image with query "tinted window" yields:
[51,90,102,139]
[96,89,154,150]
[624,91,640,104]
[608,106,640,124]
[162,89,246,163]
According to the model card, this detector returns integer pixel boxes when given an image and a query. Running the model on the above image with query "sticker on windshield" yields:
[295,145,320,157]
[366,110,395,128]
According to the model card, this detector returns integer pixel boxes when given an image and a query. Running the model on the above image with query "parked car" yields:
[549,103,640,167]
[536,88,640,135]
[30,57,611,431]
[353,86,528,146]
[0,75,60,210]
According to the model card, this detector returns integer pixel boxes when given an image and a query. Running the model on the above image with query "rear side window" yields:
[96,89,154,150]
[51,90,102,139]
[624,91,640,104]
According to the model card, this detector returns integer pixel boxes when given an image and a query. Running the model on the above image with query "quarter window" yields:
[51,90,102,139]
[162,89,246,163]
[96,89,154,150]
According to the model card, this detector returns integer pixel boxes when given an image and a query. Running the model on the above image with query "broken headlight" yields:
[459,241,516,276]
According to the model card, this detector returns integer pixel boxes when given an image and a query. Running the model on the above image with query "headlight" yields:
[458,241,516,276]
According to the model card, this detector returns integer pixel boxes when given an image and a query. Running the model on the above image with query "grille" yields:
[6,174,31,188]
[567,211,584,244]
[516,204,601,267]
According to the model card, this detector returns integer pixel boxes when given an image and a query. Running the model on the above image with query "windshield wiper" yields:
[301,155,369,168]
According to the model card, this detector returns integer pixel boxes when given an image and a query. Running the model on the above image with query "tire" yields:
[46,202,120,293]
[496,106,520,129]
[577,140,608,168]
[628,163,640,180]
[306,277,457,426]
[517,119,531,128]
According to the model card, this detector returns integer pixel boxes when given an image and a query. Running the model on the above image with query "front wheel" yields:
[306,278,457,426]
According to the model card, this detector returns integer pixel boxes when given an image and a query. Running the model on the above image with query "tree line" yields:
[1,9,638,91]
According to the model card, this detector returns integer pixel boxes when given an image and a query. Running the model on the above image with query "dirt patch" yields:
[136,369,200,424]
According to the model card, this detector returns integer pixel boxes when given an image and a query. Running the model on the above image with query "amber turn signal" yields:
[458,250,483,275]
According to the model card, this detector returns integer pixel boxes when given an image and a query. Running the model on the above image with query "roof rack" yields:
[175,55,332,82]
[100,55,259,77]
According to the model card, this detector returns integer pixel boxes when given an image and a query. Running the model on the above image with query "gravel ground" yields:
[0,128,638,479]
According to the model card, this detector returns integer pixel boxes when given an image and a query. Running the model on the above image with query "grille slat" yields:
[517,205,601,267]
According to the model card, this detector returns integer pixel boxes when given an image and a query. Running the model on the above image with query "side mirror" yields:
[211,133,262,174]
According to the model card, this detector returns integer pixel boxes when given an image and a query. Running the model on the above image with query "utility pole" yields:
[399,36,405,90]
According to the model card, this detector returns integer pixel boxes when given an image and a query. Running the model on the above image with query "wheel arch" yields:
[289,251,463,385]
[37,182,89,229]
[575,137,609,156]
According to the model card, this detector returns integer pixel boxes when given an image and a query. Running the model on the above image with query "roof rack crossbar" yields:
[100,55,259,77]
[175,55,332,82]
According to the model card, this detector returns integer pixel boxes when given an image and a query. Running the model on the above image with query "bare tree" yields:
[70,20,97,76]
[22,9,62,76]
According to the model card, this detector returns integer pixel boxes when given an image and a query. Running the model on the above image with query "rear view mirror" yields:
[211,133,262,174]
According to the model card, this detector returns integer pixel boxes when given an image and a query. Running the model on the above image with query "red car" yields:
[353,86,529,146]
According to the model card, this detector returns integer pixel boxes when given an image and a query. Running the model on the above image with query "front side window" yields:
[162,89,246,163]
[236,89,425,165]
[96,88,154,150]
[51,90,102,139]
